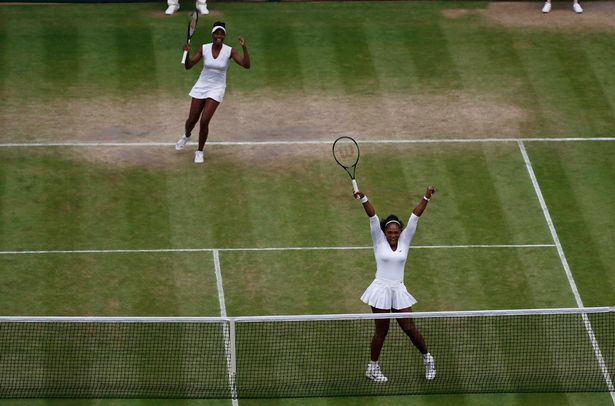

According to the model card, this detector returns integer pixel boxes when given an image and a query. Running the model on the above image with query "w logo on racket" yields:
[333,136,360,193]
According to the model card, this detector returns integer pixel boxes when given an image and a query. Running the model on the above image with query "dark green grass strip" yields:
[257,19,304,91]
[0,22,5,102]
[42,21,80,93]
[328,21,379,95]
[400,15,462,93]
[553,43,615,136]
[114,15,158,93]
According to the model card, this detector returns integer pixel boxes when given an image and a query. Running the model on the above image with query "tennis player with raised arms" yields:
[354,186,437,383]
[175,21,251,163]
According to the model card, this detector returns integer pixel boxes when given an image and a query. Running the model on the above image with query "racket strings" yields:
[333,142,359,168]
[188,12,198,37]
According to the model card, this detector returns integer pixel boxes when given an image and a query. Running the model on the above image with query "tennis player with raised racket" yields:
[175,21,251,163]
[356,185,437,383]
[333,137,436,382]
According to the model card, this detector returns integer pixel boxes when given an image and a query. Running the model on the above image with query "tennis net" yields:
[0,307,613,398]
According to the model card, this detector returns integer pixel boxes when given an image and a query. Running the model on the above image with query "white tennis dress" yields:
[189,43,232,102]
[360,213,420,310]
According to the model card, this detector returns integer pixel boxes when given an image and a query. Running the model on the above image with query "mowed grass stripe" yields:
[0,22,6,99]
[328,19,379,95]
[481,29,544,135]
[582,36,615,125]
[1,8,46,100]
[113,13,158,93]
[440,146,542,306]
[401,11,462,93]
[42,19,80,93]
[0,151,54,250]
[363,23,419,94]
[0,251,222,316]
[525,142,615,307]
[0,145,561,249]
[0,150,175,250]
[553,42,615,136]
[516,31,615,138]
[256,17,304,91]
[358,143,552,245]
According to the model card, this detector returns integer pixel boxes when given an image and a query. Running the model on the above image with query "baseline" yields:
[0,137,614,148]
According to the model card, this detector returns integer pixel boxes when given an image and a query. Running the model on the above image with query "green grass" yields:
[1,1,615,405]
[1,2,615,136]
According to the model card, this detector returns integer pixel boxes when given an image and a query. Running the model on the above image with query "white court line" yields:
[213,250,239,405]
[0,137,614,148]
[213,250,228,318]
[518,141,615,401]
[0,244,555,255]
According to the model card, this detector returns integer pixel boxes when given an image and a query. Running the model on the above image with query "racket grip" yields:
[351,179,359,194]
[181,50,188,64]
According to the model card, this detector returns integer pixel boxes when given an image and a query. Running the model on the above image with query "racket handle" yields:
[181,50,188,64]
[351,179,359,194]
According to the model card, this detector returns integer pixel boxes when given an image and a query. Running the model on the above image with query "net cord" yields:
[1,306,613,324]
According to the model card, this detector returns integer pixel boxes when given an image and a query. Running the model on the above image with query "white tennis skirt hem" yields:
[188,86,225,102]
[360,279,417,310]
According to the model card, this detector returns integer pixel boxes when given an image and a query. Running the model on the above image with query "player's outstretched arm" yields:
[354,191,376,217]
[231,37,250,69]
[412,186,436,217]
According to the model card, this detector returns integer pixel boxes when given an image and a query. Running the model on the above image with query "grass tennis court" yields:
[1,1,614,405]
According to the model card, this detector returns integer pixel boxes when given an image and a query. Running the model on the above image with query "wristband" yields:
[360,195,369,204]
[423,196,430,202]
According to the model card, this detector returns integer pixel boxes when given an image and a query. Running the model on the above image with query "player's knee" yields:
[374,328,389,340]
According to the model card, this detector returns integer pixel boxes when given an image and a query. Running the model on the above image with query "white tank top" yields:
[196,43,232,90]
[369,214,419,282]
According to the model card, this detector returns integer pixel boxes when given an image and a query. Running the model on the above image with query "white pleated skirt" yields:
[189,85,225,103]
[360,278,417,310]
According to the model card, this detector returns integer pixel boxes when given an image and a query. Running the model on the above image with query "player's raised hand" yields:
[239,36,246,47]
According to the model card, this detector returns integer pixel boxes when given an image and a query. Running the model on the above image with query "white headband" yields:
[211,26,226,34]
[384,220,401,228]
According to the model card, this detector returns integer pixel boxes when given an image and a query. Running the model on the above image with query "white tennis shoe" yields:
[365,362,388,383]
[165,4,179,15]
[424,353,436,380]
[194,150,204,164]
[196,3,209,15]
[175,135,190,150]
[573,2,583,13]
[542,2,551,13]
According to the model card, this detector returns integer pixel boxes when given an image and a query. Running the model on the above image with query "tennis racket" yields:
[181,10,199,64]
[332,136,360,194]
